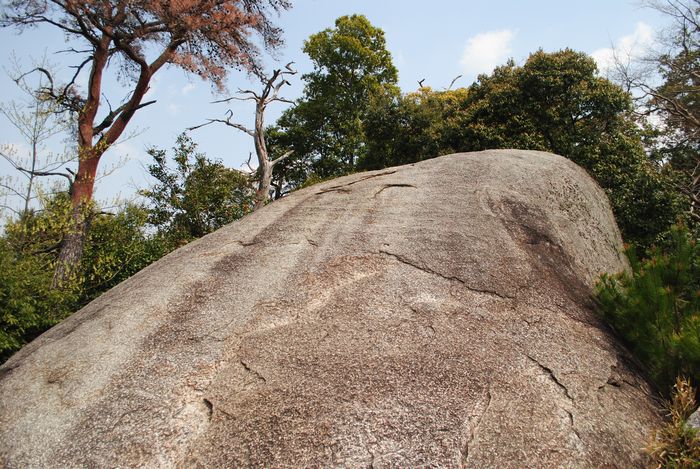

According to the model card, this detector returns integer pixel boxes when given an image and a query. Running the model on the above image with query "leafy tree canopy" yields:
[361,49,683,250]
[0,192,162,362]
[141,133,253,247]
[274,14,400,179]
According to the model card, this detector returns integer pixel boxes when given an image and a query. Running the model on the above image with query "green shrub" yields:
[646,377,700,468]
[0,237,78,362]
[596,224,700,394]
[0,196,166,363]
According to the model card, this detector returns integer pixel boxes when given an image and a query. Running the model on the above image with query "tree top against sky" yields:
[0,0,681,204]
[1,0,291,88]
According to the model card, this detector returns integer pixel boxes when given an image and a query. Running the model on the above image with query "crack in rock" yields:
[566,410,583,442]
[597,362,638,391]
[379,249,514,300]
[0,362,20,379]
[526,354,573,401]
[203,398,214,421]
[342,170,398,186]
[237,239,262,247]
[315,170,398,195]
[240,360,267,383]
[207,399,235,420]
[316,187,352,195]
[373,183,417,198]
[461,386,493,467]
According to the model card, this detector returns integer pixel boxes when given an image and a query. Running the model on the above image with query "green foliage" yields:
[362,49,682,249]
[141,133,253,247]
[361,87,470,170]
[0,235,77,362]
[1,132,257,364]
[596,225,700,392]
[274,14,399,179]
[80,204,167,303]
[646,377,700,468]
[1,193,80,361]
[0,191,169,362]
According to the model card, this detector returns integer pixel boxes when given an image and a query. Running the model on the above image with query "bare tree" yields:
[0,58,74,220]
[1,0,291,285]
[190,64,296,210]
[611,0,700,222]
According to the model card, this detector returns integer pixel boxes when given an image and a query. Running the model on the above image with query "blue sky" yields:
[0,0,669,210]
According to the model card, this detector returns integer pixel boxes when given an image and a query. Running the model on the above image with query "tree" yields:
[363,49,682,250]
[0,58,73,220]
[0,190,167,363]
[649,0,700,224]
[613,1,700,225]
[596,224,700,394]
[1,0,291,284]
[140,133,253,247]
[275,14,399,180]
[361,86,470,170]
[191,65,296,210]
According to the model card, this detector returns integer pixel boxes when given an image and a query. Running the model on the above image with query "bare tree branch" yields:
[447,75,463,90]
[17,167,75,184]
[188,114,255,137]
[93,99,156,134]
[243,152,255,172]
[271,149,294,167]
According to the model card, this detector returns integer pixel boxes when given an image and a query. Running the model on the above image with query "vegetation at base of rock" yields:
[646,377,700,468]
[593,1,700,403]
[0,194,163,361]
[595,224,700,394]
[0,235,77,362]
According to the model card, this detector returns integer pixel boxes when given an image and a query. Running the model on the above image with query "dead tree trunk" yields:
[192,65,296,211]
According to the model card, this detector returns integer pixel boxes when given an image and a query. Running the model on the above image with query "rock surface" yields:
[0,150,660,467]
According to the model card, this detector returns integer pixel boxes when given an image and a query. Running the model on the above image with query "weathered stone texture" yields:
[0,150,659,467]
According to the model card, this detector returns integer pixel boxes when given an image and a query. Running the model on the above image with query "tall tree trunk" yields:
[52,205,90,286]
[52,152,100,287]
[254,157,273,210]
[253,98,272,210]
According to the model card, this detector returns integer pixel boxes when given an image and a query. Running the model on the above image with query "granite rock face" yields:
[0,150,660,467]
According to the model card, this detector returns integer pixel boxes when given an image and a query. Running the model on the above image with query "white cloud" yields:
[181,83,196,95]
[460,30,516,77]
[591,22,655,76]
[167,103,181,116]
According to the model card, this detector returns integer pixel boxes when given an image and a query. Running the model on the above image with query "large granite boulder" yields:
[0,150,660,467]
